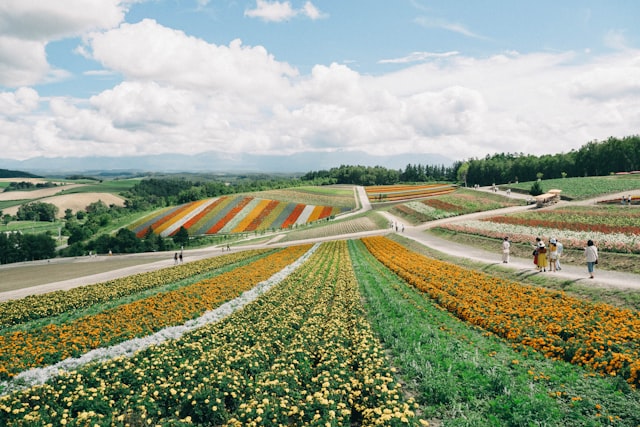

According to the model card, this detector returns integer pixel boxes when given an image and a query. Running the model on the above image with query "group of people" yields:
[530,237,563,272]
[501,236,599,279]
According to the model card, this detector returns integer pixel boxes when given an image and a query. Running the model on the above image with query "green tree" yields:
[456,162,469,187]
[530,181,543,196]
[173,226,190,247]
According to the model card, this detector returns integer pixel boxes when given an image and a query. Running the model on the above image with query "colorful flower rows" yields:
[130,195,348,237]
[0,241,424,426]
[0,249,269,328]
[390,189,521,223]
[0,245,311,379]
[362,236,640,388]
[484,206,640,235]
[366,184,456,202]
[439,219,640,254]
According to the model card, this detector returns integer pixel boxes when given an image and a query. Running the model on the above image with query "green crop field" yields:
[506,175,640,200]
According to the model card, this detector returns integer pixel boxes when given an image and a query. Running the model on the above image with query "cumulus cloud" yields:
[245,0,325,22]
[86,19,298,100]
[0,0,129,87]
[1,12,640,165]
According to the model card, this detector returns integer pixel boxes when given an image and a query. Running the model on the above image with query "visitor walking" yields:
[174,253,179,265]
[585,240,598,279]
[554,239,563,270]
[501,236,510,263]
[532,237,541,268]
[548,239,558,272]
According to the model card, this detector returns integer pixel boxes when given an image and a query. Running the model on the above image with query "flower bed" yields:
[0,241,423,426]
[362,236,640,388]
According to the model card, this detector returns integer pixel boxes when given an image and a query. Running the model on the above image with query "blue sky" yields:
[1,1,639,170]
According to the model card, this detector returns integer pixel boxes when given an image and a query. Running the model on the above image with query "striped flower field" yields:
[129,195,350,237]
[365,184,456,203]
[1,238,639,425]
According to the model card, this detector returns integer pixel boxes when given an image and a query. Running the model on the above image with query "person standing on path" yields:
[585,239,598,279]
[502,236,511,263]
[554,238,563,270]
[548,239,558,272]
[536,241,548,272]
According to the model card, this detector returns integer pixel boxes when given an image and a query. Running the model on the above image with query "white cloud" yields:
[603,29,629,50]
[0,0,129,87]
[244,0,325,22]
[379,51,459,65]
[2,18,640,165]
[87,19,298,100]
[414,16,487,40]
[0,87,39,115]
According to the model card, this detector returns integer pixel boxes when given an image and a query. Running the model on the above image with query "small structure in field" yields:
[535,189,562,208]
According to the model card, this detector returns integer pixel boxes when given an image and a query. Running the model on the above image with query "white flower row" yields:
[445,220,640,252]
[2,243,321,395]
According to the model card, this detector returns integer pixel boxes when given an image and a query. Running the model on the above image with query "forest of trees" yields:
[462,135,640,186]
[0,232,56,263]
[301,163,458,186]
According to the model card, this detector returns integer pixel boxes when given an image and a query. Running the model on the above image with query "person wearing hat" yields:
[536,240,548,272]
[548,238,558,272]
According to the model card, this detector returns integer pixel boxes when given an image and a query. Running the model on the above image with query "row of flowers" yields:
[0,245,311,379]
[362,236,640,388]
[438,219,640,254]
[367,185,456,202]
[0,241,424,426]
[131,195,348,237]
[484,206,640,233]
[390,189,521,223]
[0,249,270,329]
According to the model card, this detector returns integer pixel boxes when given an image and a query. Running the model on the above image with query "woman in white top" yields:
[584,239,598,279]
[502,236,510,263]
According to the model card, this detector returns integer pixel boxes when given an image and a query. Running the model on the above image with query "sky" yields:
[1,0,639,170]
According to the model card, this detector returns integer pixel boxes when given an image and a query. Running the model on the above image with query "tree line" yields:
[461,135,640,186]
[300,163,458,186]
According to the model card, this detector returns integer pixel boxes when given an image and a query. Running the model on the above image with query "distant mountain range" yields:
[0,151,453,176]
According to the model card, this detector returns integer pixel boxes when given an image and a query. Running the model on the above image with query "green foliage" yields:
[0,232,56,264]
[173,226,190,247]
[16,201,58,222]
[462,135,640,186]
[508,176,640,200]
[530,180,544,196]
[301,163,458,185]
[0,169,40,179]
[3,181,58,192]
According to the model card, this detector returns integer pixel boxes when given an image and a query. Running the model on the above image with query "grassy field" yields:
[55,178,142,194]
[505,175,640,200]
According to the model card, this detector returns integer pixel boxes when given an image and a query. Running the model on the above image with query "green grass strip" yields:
[349,239,640,426]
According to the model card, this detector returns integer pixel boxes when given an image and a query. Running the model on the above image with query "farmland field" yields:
[277,215,382,243]
[129,195,351,238]
[246,185,357,209]
[388,188,522,225]
[366,183,457,202]
[505,175,640,200]
[1,236,639,426]
[438,205,640,255]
